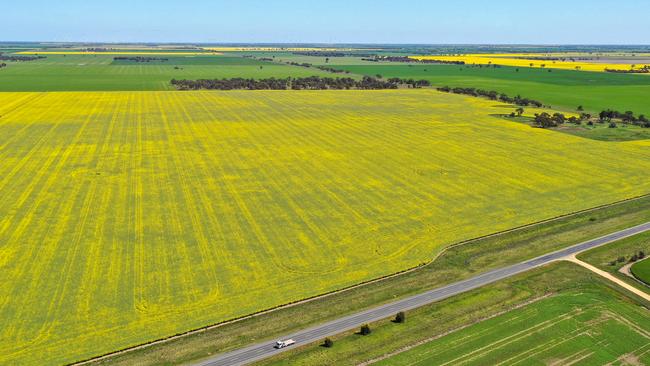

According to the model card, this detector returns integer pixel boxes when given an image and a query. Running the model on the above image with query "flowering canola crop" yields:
[412,54,650,73]
[0,90,649,365]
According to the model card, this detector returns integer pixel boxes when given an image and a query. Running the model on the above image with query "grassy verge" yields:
[577,232,650,291]
[91,195,650,366]
[259,262,650,365]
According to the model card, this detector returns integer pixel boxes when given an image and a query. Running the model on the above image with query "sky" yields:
[4,0,650,44]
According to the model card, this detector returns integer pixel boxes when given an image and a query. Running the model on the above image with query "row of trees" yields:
[362,56,465,65]
[605,66,650,74]
[598,109,649,126]
[171,76,430,90]
[533,109,650,129]
[113,56,169,62]
[285,61,351,74]
[0,54,46,62]
[437,86,544,107]
[610,251,646,266]
[321,312,405,349]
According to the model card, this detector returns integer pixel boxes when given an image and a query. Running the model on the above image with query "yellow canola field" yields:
[1,90,650,365]
[412,54,650,72]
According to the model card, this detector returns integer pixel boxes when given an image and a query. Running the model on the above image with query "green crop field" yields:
[373,291,650,366]
[2,89,650,365]
[334,63,650,116]
[631,260,650,285]
[0,54,332,91]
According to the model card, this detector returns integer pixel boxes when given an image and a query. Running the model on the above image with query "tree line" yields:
[113,56,169,62]
[605,66,650,74]
[0,54,46,62]
[171,76,430,90]
[598,109,649,126]
[362,56,465,65]
[292,51,376,58]
[532,109,649,129]
[436,86,544,107]
[285,61,351,74]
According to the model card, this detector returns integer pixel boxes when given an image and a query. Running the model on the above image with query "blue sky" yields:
[4,0,650,44]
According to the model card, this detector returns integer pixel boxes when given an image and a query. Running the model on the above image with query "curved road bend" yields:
[196,222,650,366]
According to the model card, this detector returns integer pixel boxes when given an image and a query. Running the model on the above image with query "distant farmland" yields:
[0,54,333,91]
[1,90,650,364]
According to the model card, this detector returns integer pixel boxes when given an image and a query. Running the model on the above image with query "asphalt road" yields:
[196,222,650,366]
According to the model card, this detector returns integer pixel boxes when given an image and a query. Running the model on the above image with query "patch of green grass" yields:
[631,260,650,285]
[95,195,650,366]
[334,63,650,117]
[555,122,650,141]
[495,114,650,141]
[260,263,650,366]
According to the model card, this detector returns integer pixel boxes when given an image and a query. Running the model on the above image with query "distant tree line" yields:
[292,51,376,58]
[285,61,351,74]
[0,54,46,62]
[436,86,544,107]
[362,56,465,65]
[171,76,430,90]
[113,56,169,62]
[604,66,650,74]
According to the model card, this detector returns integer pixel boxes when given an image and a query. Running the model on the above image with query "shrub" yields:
[639,251,646,259]
[395,311,406,323]
[618,256,626,263]
[360,324,371,335]
[323,338,334,348]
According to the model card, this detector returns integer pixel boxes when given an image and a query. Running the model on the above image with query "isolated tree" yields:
[360,324,371,336]
[630,254,639,262]
[515,107,524,116]
[639,251,646,259]
[323,338,334,348]
[577,105,584,111]
[395,311,406,323]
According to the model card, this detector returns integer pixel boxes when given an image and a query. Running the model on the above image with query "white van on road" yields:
[274,339,296,349]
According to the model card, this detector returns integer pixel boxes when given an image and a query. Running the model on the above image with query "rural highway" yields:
[195,222,650,366]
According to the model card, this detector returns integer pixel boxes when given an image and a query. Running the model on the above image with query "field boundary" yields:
[71,192,650,366]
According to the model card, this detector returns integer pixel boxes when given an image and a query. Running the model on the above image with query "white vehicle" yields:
[275,339,296,349]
